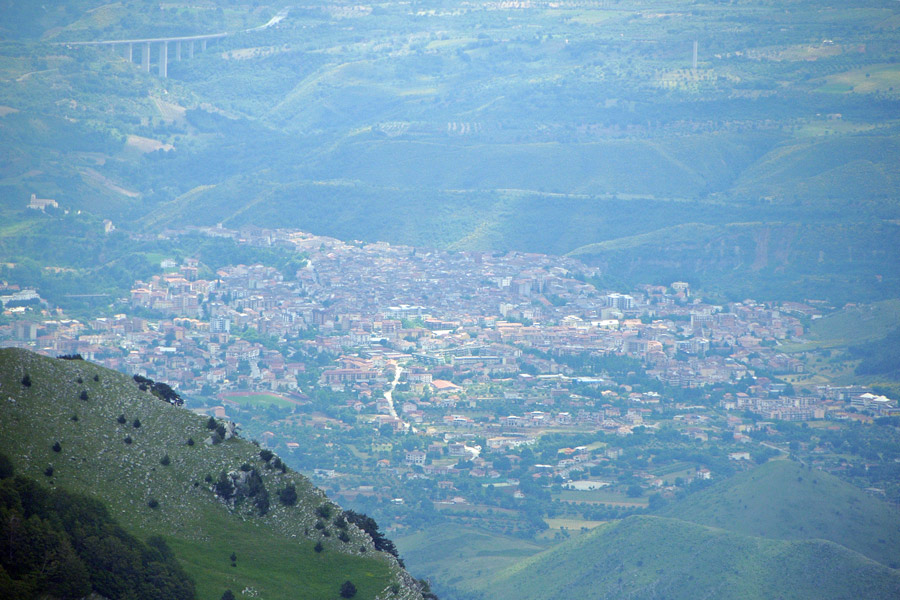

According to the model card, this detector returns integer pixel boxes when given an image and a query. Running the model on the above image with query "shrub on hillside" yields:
[278,484,298,506]
[214,471,235,501]
[255,488,270,516]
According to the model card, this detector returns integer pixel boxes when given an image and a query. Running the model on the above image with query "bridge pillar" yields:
[175,41,181,61]
[141,42,150,72]
[201,39,207,52]
[188,40,194,58]
[159,41,168,77]
[126,42,133,63]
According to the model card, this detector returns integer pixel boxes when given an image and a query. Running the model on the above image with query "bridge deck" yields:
[57,33,228,46]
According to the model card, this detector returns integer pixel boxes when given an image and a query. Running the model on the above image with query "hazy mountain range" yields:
[1,0,899,303]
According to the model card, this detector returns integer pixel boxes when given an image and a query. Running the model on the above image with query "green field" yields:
[818,64,900,95]
[554,489,649,507]
[544,517,606,530]
[221,392,300,409]
[651,463,699,484]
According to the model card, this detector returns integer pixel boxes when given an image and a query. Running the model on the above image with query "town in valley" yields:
[2,223,898,539]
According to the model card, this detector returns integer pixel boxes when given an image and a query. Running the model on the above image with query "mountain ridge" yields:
[0,348,423,600]
[454,458,900,600]
[481,514,900,600]
[660,458,900,568]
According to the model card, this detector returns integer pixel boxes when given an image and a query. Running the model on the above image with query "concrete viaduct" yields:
[59,33,227,78]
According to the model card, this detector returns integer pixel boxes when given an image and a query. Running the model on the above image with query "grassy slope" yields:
[566,220,900,303]
[660,460,900,568]
[483,515,900,600]
[806,299,900,347]
[306,132,778,199]
[394,523,545,598]
[730,135,900,206]
[0,348,417,600]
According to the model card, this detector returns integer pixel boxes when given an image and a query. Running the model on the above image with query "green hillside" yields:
[730,135,900,208]
[483,515,900,600]
[394,523,545,600]
[434,460,900,600]
[0,348,422,600]
[804,300,900,347]
[568,220,900,304]
[661,459,900,568]
[2,1,900,303]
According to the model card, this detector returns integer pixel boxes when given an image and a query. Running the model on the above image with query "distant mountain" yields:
[2,1,899,304]
[661,459,900,568]
[568,220,900,304]
[485,515,900,600]
[463,459,900,600]
[0,348,423,600]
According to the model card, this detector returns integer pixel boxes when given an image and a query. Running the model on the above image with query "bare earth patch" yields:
[126,134,174,153]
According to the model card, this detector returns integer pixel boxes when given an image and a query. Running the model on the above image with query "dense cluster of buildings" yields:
[4,225,899,517]
[2,225,896,431]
